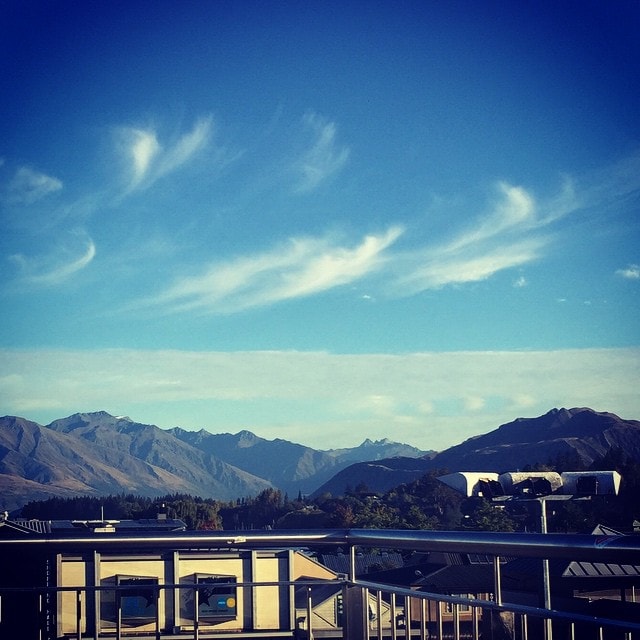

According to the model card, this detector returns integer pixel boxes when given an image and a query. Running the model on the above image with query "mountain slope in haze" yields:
[313,408,640,497]
[311,456,435,498]
[0,412,272,512]
[168,428,430,496]
[0,411,429,511]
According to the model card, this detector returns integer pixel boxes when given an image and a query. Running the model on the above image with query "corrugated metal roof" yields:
[3,518,187,535]
[12,519,52,533]
[564,560,640,578]
[319,551,403,575]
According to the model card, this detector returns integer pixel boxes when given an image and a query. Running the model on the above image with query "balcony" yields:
[1,528,639,640]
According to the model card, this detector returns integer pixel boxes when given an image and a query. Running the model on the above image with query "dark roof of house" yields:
[564,560,640,579]
[503,555,640,591]
[415,564,498,594]
[294,578,341,608]
[364,562,444,588]
[319,551,404,576]
[1,518,187,536]
[0,519,51,535]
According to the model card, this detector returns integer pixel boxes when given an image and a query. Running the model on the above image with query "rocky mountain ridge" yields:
[1,407,637,512]
[0,411,430,511]
[312,407,640,496]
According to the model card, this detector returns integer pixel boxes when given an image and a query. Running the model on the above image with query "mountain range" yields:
[1,407,638,512]
[0,411,429,512]
[312,407,640,496]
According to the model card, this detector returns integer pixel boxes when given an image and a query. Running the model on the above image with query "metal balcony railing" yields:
[1,528,639,640]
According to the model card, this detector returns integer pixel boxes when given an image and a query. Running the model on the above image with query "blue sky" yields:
[1,1,639,451]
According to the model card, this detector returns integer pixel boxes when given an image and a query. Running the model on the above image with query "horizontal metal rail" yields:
[1,528,639,561]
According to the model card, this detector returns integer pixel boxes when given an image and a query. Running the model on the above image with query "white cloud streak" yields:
[7,166,63,204]
[394,179,580,295]
[121,116,213,190]
[1,347,638,450]
[445,182,537,253]
[9,235,96,286]
[149,226,403,314]
[400,238,543,292]
[616,264,640,280]
[294,112,350,192]
[129,130,161,186]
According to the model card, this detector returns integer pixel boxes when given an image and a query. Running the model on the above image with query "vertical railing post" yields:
[540,498,553,640]
[389,592,397,640]
[116,586,121,640]
[472,605,479,640]
[493,555,502,606]
[76,589,82,640]
[343,584,368,640]
[349,545,357,583]
[403,595,410,640]
[193,582,199,640]
[453,602,460,640]
[306,586,313,640]
[154,585,160,640]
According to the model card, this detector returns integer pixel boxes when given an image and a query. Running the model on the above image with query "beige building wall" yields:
[59,559,87,635]
[57,548,339,636]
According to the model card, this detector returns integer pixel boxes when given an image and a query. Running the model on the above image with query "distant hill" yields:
[312,408,640,497]
[428,407,640,472]
[169,427,430,496]
[0,411,430,511]
[311,457,435,498]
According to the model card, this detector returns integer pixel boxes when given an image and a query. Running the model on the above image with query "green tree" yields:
[465,500,516,532]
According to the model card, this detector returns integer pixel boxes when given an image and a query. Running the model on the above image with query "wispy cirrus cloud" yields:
[9,233,96,286]
[395,181,560,294]
[140,177,578,313]
[293,112,350,192]
[120,116,213,190]
[148,226,403,314]
[399,238,544,293]
[6,166,63,204]
[580,149,640,208]
[445,182,537,253]
[616,264,640,280]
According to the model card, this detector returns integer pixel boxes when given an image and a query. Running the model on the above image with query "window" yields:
[195,574,237,620]
[116,575,158,627]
